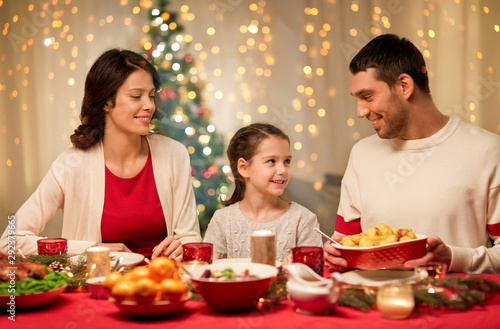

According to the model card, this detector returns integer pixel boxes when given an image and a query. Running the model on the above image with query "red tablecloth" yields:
[3,274,500,329]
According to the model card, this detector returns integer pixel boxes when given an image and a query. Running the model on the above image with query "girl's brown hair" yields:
[222,123,289,206]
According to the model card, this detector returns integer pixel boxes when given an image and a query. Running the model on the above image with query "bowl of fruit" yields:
[104,257,191,317]
[334,224,427,270]
[187,262,278,313]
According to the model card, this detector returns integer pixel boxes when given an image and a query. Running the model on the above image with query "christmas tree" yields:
[142,0,229,235]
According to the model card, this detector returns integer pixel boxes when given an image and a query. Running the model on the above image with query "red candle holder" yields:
[292,246,324,277]
[37,238,68,255]
[182,242,213,264]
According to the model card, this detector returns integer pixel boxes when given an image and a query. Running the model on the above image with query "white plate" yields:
[340,269,416,287]
[213,257,282,267]
[70,251,144,267]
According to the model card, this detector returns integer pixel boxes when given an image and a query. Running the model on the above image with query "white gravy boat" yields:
[285,263,342,315]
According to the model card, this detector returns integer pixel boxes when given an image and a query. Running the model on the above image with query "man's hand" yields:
[151,236,182,261]
[323,233,350,272]
[403,237,452,269]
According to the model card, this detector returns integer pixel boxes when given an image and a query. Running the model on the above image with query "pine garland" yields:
[252,270,500,312]
[265,267,288,304]
[17,254,71,266]
[413,275,500,311]
[65,255,88,291]
[338,275,500,312]
[17,254,87,291]
[264,270,500,312]
[338,286,377,311]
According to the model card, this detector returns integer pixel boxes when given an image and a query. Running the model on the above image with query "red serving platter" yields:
[335,234,427,270]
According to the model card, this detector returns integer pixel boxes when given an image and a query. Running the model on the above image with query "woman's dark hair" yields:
[349,34,430,94]
[222,123,290,206]
[70,49,163,149]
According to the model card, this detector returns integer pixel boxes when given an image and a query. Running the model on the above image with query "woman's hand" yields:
[403,237,452,269]
[97,242,132,253]
[151,236,182,261]
[323,234,350,273]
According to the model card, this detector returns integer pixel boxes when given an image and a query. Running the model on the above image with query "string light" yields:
[2,1,499,195]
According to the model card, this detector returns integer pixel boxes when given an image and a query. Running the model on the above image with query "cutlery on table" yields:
[112,257,123,272]
[314,226,342,246]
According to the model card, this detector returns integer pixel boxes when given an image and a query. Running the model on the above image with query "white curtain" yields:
[1,0,499,237]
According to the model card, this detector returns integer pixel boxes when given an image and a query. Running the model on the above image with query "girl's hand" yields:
[97,242,132,253]
[283,253,293,265]
[152,236,182,261]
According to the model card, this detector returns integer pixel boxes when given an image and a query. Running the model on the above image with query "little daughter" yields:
[203,123,322,263]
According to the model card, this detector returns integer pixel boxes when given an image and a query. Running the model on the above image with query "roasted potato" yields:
[340,224,417,247]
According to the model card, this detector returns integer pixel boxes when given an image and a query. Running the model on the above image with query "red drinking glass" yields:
[292,246,324,277]
[182,242,213,264]
[37,238,68,255]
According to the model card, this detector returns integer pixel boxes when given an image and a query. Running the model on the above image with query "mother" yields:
[0,49,202,259]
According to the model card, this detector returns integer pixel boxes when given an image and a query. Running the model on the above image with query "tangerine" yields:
[159,278,187,302]
[111,280,136,302]
[103,272,123,292]
[134,277,158,303]
[122,271,134,281]
[149,256,176,282]
[128,266,151,281]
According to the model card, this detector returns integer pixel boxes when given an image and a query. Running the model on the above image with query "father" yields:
[324,34,500,273]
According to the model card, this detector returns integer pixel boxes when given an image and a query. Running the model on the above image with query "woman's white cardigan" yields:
[1,134,202,256]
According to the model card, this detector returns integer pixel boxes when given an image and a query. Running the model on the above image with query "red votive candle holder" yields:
[37,238,68,255]
[182,242,213,264]
[292,246,324,277]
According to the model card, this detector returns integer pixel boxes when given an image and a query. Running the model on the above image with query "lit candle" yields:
[180,260,208,269]
[86,246,110,278]
[250,230,276,266]
[37,238,68,255]
[376,283,415,319]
